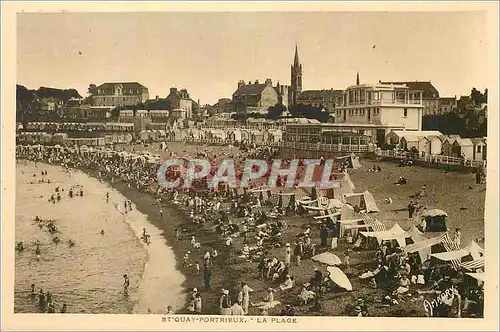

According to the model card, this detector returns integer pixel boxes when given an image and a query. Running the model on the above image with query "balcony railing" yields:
[375,149,486,168]
[337,99,422,107]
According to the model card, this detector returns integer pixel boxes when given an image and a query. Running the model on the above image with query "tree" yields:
[144,99,172,110]
[88,84,97,96]
[288,103,330,123]
[267,103,286,120]
[470,87,486,105]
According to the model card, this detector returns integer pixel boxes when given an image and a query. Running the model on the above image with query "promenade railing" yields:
[375,149,486,168]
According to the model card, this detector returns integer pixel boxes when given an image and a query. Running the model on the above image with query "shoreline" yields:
[15,149,485,317]
[77,166,230,314]
[106,178,236,314]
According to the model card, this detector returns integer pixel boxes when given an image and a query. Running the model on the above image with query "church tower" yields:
[290,43,302,106]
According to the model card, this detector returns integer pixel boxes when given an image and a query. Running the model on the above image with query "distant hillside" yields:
[17,84,82,102]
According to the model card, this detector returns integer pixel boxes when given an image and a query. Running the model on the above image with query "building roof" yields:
[453,138,474,147]
[388,130,442,138]
[96,82,148,95]
[380,81,439,99]
[297,89,343,101]
[233,83,267,96]
[279,117,321,124]
[470,138,486,145]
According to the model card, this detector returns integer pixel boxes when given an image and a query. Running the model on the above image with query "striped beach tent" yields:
[437,232,463,269]
[360,213,386,232]
[460,259,485,271]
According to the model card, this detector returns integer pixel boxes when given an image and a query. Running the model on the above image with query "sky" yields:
[17,11,489,105]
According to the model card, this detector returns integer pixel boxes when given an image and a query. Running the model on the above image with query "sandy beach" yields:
[92,142,485,316]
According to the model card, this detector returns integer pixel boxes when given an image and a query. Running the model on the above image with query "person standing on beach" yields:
[160,209,163,220]
[194,293,202,313]
[106,192,109,203]
[203,261,212,290]
[238,282,254,315]
[284,243,291,267]
[294,241,303,266]
[38,289,46,312]
[219,289,231,315]
[408,201,415,220]
[123,274,130,297]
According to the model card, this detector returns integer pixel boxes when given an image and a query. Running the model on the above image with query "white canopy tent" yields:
[401,233,448,262]
[431,240,484,262]
[360,223,410,247]
[343,190,379,213]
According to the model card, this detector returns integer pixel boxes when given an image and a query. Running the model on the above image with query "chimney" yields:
[265,78,272,87]
[248,81,251,85]
[255,79,259,84]
[170,87,177,95]
[155,95,159,101]
[238,80,245,89]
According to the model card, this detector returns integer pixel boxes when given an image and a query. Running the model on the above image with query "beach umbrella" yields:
[326,266,353,291]
[312,252,342,266]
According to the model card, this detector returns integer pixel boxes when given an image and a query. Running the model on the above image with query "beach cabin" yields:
[428,136,443,155]
[417,136,432,156]
[386,130,442,148]
[268,129,283,143]
[240,129,251,142]
[442,137,456,156]
[400,135,420,151]
[471,138,487,161]
[417,135,443,156]
[421,209,448,232]
[452,138,474,159]
[227,129,242,142]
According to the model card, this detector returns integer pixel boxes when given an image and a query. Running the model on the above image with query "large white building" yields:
[332,83,424,145]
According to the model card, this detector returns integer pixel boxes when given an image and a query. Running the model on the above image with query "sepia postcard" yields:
[1,1,499,331]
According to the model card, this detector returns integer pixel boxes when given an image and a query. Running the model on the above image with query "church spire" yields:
[294,43,300,67]
[356,71,360,85]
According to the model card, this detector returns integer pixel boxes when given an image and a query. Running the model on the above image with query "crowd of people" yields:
[16,143,484,317]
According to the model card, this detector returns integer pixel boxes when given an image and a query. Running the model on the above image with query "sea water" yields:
[14,162,185,314]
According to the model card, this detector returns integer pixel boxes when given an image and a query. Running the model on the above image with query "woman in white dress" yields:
[284,243,291,267]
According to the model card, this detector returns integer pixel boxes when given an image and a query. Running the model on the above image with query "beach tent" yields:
[335,154,362,169]
[430,240,484,262]
[361,223,410,247]
[421,209,448,232]
[402,233,448,262]
[326,266,353,291]
[406,225,426,243]
[340,173,356,193]
[343,190,379,213]
[460,259,485,271]
[311,252,342,266]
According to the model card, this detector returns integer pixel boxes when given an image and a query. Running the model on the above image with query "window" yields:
[477,145,482,153]
[404,108,408,117]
